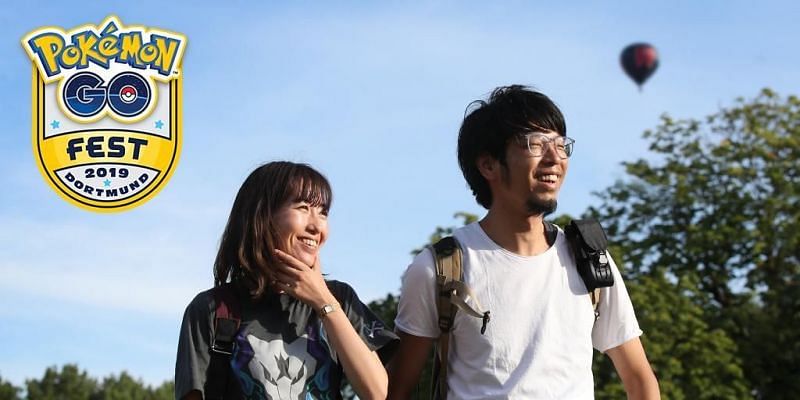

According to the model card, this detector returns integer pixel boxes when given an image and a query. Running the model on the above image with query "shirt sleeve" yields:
[174,291,214,399]
[591,252,643,352]
[394,248,440,339]
[331,281,400,364]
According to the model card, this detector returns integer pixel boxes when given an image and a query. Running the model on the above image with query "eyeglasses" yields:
[517,133,575,159]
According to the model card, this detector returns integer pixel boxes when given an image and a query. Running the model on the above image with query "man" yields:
[388,85,660,399]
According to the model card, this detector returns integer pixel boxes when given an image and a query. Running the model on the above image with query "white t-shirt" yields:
[395,222,642,399]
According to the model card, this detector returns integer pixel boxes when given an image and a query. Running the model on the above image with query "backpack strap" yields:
[205,283,242,400]
[429,236,491,400]
[545,220,603,315]
[590,288,602,320]
[544,220,558,247]
[562,218,614,321]
[430,236,460,400]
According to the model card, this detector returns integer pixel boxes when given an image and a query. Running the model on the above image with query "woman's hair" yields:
[213,161,332,298]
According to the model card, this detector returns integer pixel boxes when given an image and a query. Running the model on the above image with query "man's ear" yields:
[477,153,500,182]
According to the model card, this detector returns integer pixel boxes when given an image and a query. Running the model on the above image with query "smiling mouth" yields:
[535,174,559,183]
[299,238,318,248]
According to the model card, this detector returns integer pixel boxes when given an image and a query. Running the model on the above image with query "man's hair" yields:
[213,161,332,298]
[457,85,567,209]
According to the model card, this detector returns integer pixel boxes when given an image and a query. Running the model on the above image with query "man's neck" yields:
[479,207,550,257]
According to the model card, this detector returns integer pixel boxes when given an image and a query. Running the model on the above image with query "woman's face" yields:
[273,199,328,267]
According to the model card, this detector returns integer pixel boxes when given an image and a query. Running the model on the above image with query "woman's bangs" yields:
[286,171,332,212]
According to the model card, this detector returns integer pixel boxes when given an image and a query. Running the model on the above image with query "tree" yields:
[148,381,174,400]
[410,212,478,256]
[94,372,151,400]
[0,375,20,400]
[368,293,398,333]
[553,214,744,398]
[592,89,799,398]
[592,269,749,399]
[23,365,172,400]
[26,364,97,400]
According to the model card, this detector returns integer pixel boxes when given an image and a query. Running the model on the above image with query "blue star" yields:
[50,120,60,129]
[103,179,111,187]
[155,120,164,129]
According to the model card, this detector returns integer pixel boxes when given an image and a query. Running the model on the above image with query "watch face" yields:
[322,304,334,315]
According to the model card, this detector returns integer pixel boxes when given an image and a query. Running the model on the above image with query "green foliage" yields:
[26,365,97,400]
[94,372,162,400]
[595,270,749,399]
[410,212,478,256]
[368,293,398,332]
[20,365,174,400]
[0,375,21,400]
[148,381,173,400]
[592,89,800,398]
[95,372,144,400]
[547,213,574,229]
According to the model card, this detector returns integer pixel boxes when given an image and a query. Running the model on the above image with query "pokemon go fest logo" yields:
[21,16,186,212]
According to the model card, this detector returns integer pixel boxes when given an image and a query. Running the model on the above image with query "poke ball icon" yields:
[107,72,151,117]
[119,85,137,103]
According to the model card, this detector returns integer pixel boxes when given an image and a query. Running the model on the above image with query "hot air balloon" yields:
[620,43,658,90]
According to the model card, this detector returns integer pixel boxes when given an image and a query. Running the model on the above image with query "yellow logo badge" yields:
[21,16,186,212]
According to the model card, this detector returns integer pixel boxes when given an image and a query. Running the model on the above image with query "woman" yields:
[175,161,397,400]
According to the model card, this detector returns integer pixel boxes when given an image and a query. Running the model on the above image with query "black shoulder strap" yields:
[205,284,242,400]
[563,218,614,318]
[544,220,558,247]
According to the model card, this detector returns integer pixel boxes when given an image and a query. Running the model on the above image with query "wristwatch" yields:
[319,303,338,319]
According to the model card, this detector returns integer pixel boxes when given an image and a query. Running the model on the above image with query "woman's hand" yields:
[272,249,336,310]
[273,250,388,399]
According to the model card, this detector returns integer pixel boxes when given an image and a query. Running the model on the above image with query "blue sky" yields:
[2,0,799,388]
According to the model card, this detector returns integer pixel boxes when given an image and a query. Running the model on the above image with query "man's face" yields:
[493,130,569,215]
